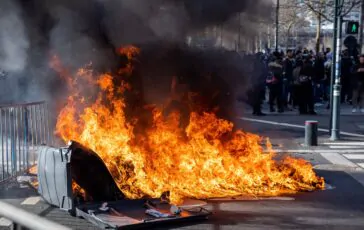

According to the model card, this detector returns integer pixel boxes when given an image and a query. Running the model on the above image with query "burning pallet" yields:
[36,141,210,229]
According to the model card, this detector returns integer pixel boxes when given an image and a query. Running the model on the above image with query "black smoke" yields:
[6,0,271,71]
[181,0,270,28]
[0,0,270,126]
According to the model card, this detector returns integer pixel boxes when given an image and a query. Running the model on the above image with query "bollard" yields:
[305,120,318,146]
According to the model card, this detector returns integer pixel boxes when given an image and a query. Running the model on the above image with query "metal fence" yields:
[0,101,53,183]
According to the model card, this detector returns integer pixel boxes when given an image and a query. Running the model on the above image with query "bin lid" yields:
[69,141,125,202]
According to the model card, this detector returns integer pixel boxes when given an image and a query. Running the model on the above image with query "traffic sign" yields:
[346,21,359,34]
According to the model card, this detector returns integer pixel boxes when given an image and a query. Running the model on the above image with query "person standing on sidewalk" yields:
[324,54,332,106]
[295,57,316,115]
[267,53,284,113]
[341,50,354,104]
[352,55,364,113]
[292,59,303,109]
[283,50,295,110]
[313,53,325,103]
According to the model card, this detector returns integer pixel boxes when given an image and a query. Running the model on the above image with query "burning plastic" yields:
[54,46,325,205]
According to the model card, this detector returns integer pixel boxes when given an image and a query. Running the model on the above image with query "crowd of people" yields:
[248,48,364,116]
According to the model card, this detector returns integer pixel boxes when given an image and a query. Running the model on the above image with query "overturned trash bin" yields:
[37,141,210,229]
[305,121,318,146]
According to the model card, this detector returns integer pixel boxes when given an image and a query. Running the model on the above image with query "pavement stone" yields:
[0,181,97,230]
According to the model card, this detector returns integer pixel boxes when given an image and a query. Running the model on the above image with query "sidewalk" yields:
[236,102,364,149]
[0,181,97,230]
[244,102,364,116]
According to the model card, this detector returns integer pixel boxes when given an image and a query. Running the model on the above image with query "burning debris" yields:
[54,45,325,205]
[37,142,211,229]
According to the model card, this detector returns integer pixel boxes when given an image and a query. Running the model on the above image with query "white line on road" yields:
[0,217,12,227]
[209,196,295,201]
[329,146,364,149]
[320,152,358,167]
[240,117,364,138]
[270,149,364,153]
[323,142,364,146]
[240,117,307,129]
[21,196,41,205]
[343,154,364,160]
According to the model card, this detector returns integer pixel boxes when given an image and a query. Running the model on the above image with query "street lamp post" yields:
[330,0,343,141]
[275,0,280,51]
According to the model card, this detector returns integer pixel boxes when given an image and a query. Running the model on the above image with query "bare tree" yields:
[279,0,309,50]
[299,0,361,53]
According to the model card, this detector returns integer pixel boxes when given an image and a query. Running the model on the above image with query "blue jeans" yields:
[313,81,325,103]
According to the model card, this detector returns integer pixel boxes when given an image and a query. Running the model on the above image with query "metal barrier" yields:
[0,201,70,230]
[0,101,54,183]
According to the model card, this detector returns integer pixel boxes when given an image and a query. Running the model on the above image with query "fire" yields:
[55,47,324,204]
[72,181,87,200]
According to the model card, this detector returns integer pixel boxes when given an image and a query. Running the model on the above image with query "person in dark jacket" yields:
[267,54,284,113]
[352,55,364,112]
[283,50,294,109]
[292,59,303,108]
[341,50,354,103]
[250,55,267,116]
[313,53,326,103]
[324,55,332,103]
[296,57,316,115]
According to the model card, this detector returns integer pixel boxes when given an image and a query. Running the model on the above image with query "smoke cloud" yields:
[0,0,271,107]
[0,0,29,73]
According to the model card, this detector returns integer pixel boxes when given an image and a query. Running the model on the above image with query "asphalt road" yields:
[159,168,364,230]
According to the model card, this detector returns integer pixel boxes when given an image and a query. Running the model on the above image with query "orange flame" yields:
[49,54,74,88]
[118,46,140,76]
[55,46,324,204]
[72,181,87,200]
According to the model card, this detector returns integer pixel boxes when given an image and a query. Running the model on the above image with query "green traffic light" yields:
[347,22,359,34]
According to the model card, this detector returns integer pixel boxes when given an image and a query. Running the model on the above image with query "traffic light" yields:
[346,21,359,34]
